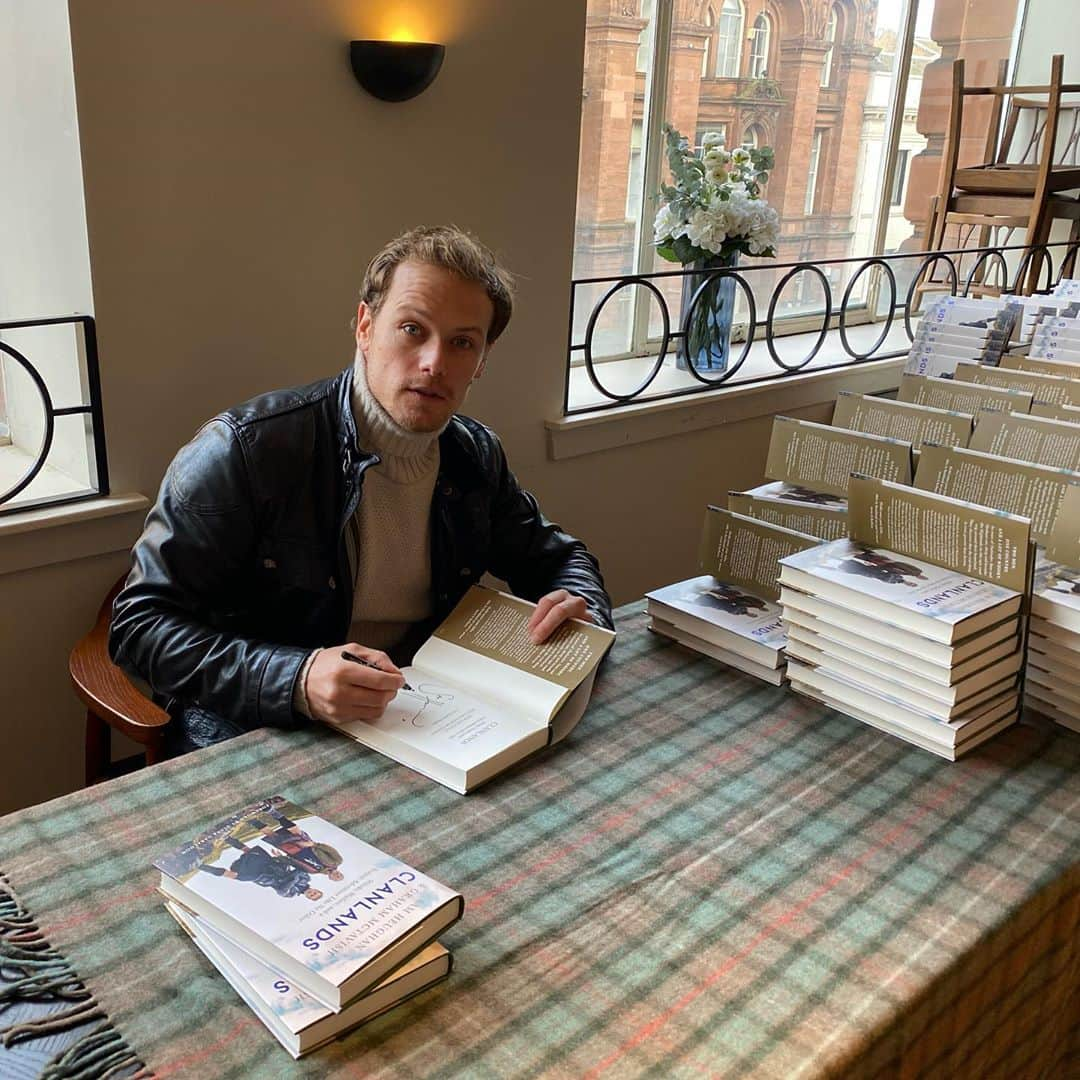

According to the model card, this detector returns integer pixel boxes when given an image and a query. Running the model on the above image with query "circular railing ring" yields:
[904,253,957,340]
[961,248,1009,298]
[1011,244,1053,295]
[582,277,670,402]
[678,267,758,386]
[0,341,56,505]
[838,258,897,360]
[765,263,832,372]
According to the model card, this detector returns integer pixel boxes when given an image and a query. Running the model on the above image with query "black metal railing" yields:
[0,315,109,513]
[565,239,1080,415]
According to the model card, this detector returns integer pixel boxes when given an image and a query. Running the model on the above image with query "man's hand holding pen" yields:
[303,645,408,726]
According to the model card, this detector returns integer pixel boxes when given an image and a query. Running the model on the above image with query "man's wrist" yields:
[292,648,323,719]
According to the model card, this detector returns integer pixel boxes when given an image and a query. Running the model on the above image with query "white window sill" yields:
[0,492,150,576]
[547,351,905,460]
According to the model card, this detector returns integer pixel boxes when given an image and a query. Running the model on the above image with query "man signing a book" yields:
[110,225,613,755]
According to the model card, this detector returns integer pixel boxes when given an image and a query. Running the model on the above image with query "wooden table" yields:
[2,606,1079,1078]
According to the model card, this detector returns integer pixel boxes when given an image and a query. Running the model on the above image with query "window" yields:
[702,7,714,78]
[696,124,727,153]
[805,130,824,215]
[636,0,656,72]
[748,13,770,79]
[570,0,1026,375]
[626,121,645,219]
[890,148,910,206]
[716,0,744,78]
[821,6,839,87]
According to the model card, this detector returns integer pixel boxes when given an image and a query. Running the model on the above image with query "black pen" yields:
[341,650,413,691]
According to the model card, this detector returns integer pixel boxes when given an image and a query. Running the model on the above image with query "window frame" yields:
[748,12,771,80]
[597,0,1005,369]
[715,0,744,78]
[821,6,839,88]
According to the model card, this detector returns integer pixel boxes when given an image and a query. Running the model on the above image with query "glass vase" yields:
[676,251,739,373]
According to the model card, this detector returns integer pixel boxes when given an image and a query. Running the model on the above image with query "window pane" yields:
[571,0,1026,365]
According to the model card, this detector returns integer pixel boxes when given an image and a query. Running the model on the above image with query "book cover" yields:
[968,411,1080,471]
[1030,399,1080,423]
[898,374,1033,416]
[831,391,973,450]
[1000,354,1080,378]
[738,480,848,512]
[697,506,820,602]
[780,537,1021,631]
[914,443,1079,545]
[952,362,1080,407]
[647,574,787,649]
[154,796,464,1010]
[167,903,451,1058]
[764,415,912,497]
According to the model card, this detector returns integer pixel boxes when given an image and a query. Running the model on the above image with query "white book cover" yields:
[154,796,463,1010]
[646,575,786,650]
[1032,551,1080,629]
[741,479,847,511]
[167,903,451,1058]
[779,538,1021,633]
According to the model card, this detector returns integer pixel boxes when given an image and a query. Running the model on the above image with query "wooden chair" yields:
[69,575,171,785]
[920,54,1080,301]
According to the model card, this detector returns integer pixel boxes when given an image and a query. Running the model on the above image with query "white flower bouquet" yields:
[654,124,779,264]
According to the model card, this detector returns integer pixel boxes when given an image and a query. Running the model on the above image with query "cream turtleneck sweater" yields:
[294,351,442,717]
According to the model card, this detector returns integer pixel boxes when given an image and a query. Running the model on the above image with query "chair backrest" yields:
[998,95,1080,168]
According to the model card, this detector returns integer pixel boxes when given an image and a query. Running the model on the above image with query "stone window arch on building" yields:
[820,5,839,87]
[748,12,771,79]
[715,0,744,78]
[743,123,765,148]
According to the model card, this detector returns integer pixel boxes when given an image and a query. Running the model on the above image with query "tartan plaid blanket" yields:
[1,606,1079,1079]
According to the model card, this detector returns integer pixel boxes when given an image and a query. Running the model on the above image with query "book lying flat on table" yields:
[645,506,819,684]
[337,585,615,794]
[167,903,451,1058]
[154,795,463,1011]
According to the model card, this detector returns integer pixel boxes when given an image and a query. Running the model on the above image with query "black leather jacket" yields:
[110,367,612,751]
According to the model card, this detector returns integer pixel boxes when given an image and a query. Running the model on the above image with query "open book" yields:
[338,586,615,794]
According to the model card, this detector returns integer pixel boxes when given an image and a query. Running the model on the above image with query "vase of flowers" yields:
[653,124,780,372]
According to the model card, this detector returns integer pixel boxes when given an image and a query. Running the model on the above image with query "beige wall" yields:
[0,0,854,812]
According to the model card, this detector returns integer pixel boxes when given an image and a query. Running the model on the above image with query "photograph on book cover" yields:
[155,797,455,981]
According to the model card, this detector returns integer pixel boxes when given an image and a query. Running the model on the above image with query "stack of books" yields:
[155,796,463,1058]
[1025,483,1080,732]
[646,506,819,685]
[904,296,1020,377]
[780,476,1031,760]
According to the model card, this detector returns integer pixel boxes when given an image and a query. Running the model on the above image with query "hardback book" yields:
[154,796,464,1010]
[764,415,912,497]
[952,362,1080,407]
[1025,663,1080,707]
[779,586,1020,667]
[898,373,1033,416]
[337,585,615,794]
[1033,489,1080,631]
[914,442,1080,545]
[647,617,785,685]
[968,410,1080,471]
[784,622,1021,707]
[1028,624,1080,664]
[1030,399,1080,423]
[727,488,847,541]
[1024,685,1080,732]
[781,630,1015,721]
[644,507,819,680]
[1032,344,1080,362]
[782,606,1020,686]
[831,391,973,450]
[646,578,788,670]
[778,538,1023,645]
[166,903,452,1058]
[1000,354,1080,378]
[787,659,1019,760]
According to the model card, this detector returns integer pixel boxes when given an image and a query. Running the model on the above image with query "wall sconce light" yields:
[349,40,446,102]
